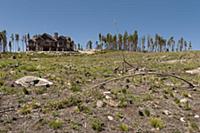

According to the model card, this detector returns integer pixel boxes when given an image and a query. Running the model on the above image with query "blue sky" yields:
[0,0,200,49]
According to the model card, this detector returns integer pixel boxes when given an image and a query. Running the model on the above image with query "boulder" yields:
[15,76,53,87]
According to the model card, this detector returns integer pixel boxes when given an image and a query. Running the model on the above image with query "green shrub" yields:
[115,112,124,120]
[18,65,38,72]
[19,104,32,115]
[77,104,92,114]
[49,119,64,129]
[149,117,165,129]
[190,122,199,131]
[144,109,150,117]
[91,118,104,132]
[0,87,18,95]
[46,96,82,110]
[70,83,81,92]
[70,121,82,130]
[119,123,129,132]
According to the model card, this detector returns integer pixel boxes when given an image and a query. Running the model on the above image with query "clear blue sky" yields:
[0,0,199,49]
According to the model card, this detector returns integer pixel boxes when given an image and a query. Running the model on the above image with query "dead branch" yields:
[90,72,195,89]
[123,57,135,68]
[114,54,138,74]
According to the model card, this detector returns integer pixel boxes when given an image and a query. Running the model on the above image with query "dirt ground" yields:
[0,51,200,133]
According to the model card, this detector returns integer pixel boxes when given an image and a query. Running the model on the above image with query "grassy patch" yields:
[190,121,199,131]
[119,123,129,132]
[91,118,104,132]
[19,104,32,115]
[69,121,82,130]
[144,108,151,117]
[77,104,92,114]
[18,65,38,72]
[19,101,41,115]
[149,117,165,129]
[0,86,19,95]
[45,95,82,111]
[48,119,64,129]
[70,82,81,92]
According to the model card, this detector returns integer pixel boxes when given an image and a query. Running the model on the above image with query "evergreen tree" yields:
[15,34,20,51]
[123,31,128,50]
[132,31,138,51]
[118,34,123,50]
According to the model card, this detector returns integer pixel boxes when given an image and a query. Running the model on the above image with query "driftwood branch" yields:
[90,72,195,89]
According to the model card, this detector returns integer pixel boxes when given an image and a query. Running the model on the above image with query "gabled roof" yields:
[28,33,75,45]
[41,33,56,41]
[58,35,67,40]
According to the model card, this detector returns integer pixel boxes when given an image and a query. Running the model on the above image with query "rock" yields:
[103,91,111,95]
[15,76,53,87]
[105,95,112,99]
[187,94,192,98]
[104,99,119,107]
[96,100,104,108]
[67,82,71,87]
[187,68,200,74]
[162,110,171,116]
[180,98,188,103]
[194,115,199,118]
[186,67,200,74]
[180,117,185,122]
[107,116,114,121]
[9,71,15,75]
[103,91,112,99]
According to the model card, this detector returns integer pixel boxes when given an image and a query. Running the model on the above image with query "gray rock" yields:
[15,76,53,87]
[180,117,185,122]
[107,116,114,121]
[162,110,171,116]
[194,114,199,118]
[180,98,188,103]
[96,100,104,108]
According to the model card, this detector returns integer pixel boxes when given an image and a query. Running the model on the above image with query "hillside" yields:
[0,51,200,133]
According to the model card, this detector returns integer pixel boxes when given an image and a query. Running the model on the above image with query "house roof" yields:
[28,33,75,45]
[41,33,56,41]
[58,35,67,40]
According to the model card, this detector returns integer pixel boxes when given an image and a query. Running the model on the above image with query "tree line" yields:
[0,30,30,52]
[86,31,192,52]
[0,30,192,52]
